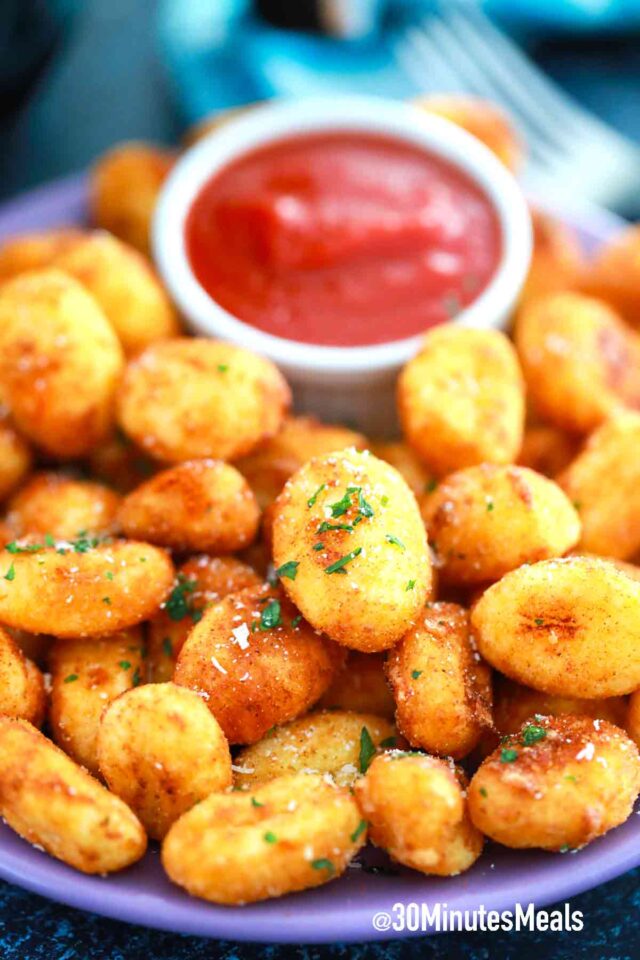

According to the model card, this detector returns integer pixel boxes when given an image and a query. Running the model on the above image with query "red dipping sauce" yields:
[186,132,502,347]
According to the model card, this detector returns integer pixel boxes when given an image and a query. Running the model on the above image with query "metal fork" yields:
[395,0,640,214]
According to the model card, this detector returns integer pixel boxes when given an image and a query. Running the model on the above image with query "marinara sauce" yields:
[186,132,501,347]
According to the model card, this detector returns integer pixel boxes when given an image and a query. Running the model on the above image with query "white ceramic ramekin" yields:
[153,96,532,436]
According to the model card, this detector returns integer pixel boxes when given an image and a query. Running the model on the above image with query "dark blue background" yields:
[0,1,639,955]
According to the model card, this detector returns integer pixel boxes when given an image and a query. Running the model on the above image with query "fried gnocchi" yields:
[48,628,146,775]
[0,409,31,502]
[581,222,640,326]
[0,539,173,638]
[118,459,259,553]
[355,753,483,875]
[421,464,580,585]
[97,682,232,839]
[515,292,640,433]
[272,448,430,652]
[468,715,640,851]
[520,209,585,309]
[7,472,121,538]
[174,583,341,743]
[318,652,395,719]
[0,717,146,873]
[471,555,640,697]
[233,710,398,789]
[0,229,84,281]
[162,773,364,904]
[0,269,124,457]
[118,338,291,462]
[398,326,525,476]
[386,603,491,759]
[0,626,45,726]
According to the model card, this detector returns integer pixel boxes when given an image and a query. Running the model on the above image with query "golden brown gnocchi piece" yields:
[355,753,483,875]
[118,459,259,553]
[90,142,175,257]
[233,710,398,789]
[48,628,146,775]
[174,583,341,744]
[0,625,45,726]
[97,682,232,839]
[386,603,491,759]
[468,715,640,851]
[53,232,180,356]
[558,413,640,559]
[162,773,364,904]
[0,413,31,503]
[515,292,640,434]
[414,94,522,172]
[421,464,580,585]
[520,209,585,309]
[318,652,395,719]
[147,554,262,682]
[0,270,124,457]
[398,327,525,476]
[0,539,173,638]
[7,472,121,538]
[581,223,640,326]
[0,229,84,281]
[0,716,146,873]
[117,338,291,463]
[87,429,157,493]
[371,441,436,498]
[471,555,640,697]
[236,416,367,509]
[517,424,580,478]
[272,448,430,652]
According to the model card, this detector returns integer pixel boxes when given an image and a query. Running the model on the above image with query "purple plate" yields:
[0,175,633,944]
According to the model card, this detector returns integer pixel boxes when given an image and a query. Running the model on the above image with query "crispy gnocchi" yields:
[0,626,45,726]
[421,464,580,584]
[0,539,173,638]
[468,715,640,851]
[515,292,640,433]
[0,269,124,457]
[272,448,431,652]
[7,472,121,538]
[0,408,31,502]
[117,338,291,462]
[0,228,84,281]
[162,773,364,904]
[97,682,232,839]
[174,583,341,743]
[471,555,640,697]
[520,209,585,309]
[581,222,640,326]
[233,710,398,789]
[355,753,483,875]
[386,603,492,759]
[0,717,146,873]
[397,326,525,476]
[318,652,395,719]
[118,459,259,553]
[48,628,146,774]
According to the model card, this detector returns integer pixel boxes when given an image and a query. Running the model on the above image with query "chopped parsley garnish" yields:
[105,571,114,581]
[6,541,43,554]
[521,723,547,746]
[251,797,264,808]
[132,666,142,687]
[44,534,55,547]
[357,489,374,518]
[380,495,389,507]
[118,661,131,671]
[217,364,229,373]
[291,614,302,629]
[102,596,111,605]
[307,484,326,508]
[316,521,353,534]
[165,574,199,622]
[329,488,357,518]
[500,747,518,764]
[325,547,362,575]
[4,563,15,582]
[64,674,79,684]
[359,726,376,774]
[565,775,577,783]
[405,579,416,591]
[263,831,278,844]
[559,844,572,853]
[72,533,100,553]
[259,599,282,630]
[350,820,367,843]
[486,501,494,512]
[311,858,335,874]
[276,561,299,581]
[479,787,488,798]
[411,670,422,679]
[312,543,324,552]
[385,534,405,551]
[425,478,438,493]
[379,736,397,749]
[162,637,173,658]
[534,618,545,626]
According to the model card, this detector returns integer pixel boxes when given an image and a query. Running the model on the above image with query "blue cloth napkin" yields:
[157,0,640,124]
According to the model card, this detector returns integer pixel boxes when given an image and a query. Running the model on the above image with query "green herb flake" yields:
[132,666,142,687]
[405,579,416,592]
[479,787,488,798]
[311,858,335,875]
[411,670,423,679]
[486,500,494,513]
[44,533,55,547]
[63,674,79,684]
[263,831,278,844]
[102,596,111,605]
[385,534,405,551]
[316,521,353,534]
[380,495,389,506]
[4,563,15,582]
[105,571,114,581]
[359,726,376,774]
[565,775,577,783]
[307,484,326,508]
[162,637,173,658]
[559,844,572,853]
[350,819,367,843]
[291,615,302,629]
[357,489,374,519]
[276,561,299,581]
[72,533,100,554]
[165,574,198,622]
[312,543,324,552]
[534,617,545,626]
[217,364,229,373]
[259,599,282,631]
[325,547,362,575]
[329,487,358,519]
[425,478,438,493]
[118,661,131,671]
[500,747,518,764]
[251,797,264,808]
[380,736,397,749]
[521,723,547,746]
